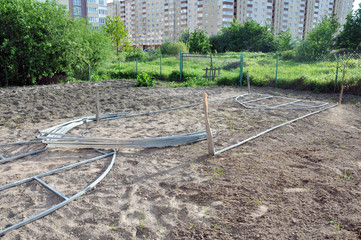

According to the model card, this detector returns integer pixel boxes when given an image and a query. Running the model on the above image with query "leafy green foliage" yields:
[277,29,294,52]
[105,16,131,54]
[210,20,277,53]
[179,28,191,47]
[336,5,361,50]
[160,41,188,55]
[0,0,112,85]
[125,48,146,61]
[189,30,211,54]
[295,15,339,60]
[136,72,156,87]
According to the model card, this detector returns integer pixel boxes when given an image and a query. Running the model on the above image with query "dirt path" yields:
[0,80,360,239]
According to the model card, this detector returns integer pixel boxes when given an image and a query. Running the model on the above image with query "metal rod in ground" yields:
[334,57,339,93]
[118,58,121,79]
[180,51,183,81]
[240,52,244,86]
[214,104,338,155]
[203,92,215,155]
[160,53,162,80]
[88,65,91,81]
[338,84,344,106]
[96,91,100,122]
[136,59,138,75]
[247,71,251,93]
[275,55,279,88]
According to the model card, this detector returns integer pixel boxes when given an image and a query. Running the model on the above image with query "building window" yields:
[88,0,97,3]
[73,0,81,5]
[89,17,99,22]
[88,8,98,13]
[74,6,81,15]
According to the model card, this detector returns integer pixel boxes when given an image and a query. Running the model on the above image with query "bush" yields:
[136,72,156,87]
[160,41,188,55]
[125,48,146,61]
[280,50,295,60]
[0,0,112,85]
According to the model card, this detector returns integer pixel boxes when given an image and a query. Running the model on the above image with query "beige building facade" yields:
[108,0,353,47]
[38,0,108,28]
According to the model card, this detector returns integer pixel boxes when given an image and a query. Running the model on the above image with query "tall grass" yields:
[73,51,361,94]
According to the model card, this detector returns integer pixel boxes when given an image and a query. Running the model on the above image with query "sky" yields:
[107,0,360,11]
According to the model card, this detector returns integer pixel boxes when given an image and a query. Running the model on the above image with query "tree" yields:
[179,28,191,46]
[210,20,277,53]
[277,28,294,52]
[105,16,131,54]
[336,4,361,50]
[0,0,112,85]
[189,30,211,54]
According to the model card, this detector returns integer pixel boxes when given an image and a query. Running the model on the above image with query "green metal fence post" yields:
[334,57,339,93]
[210,54,213,67]
[160,53,162,80]
[136,58,138,75]
[5,66,8,87]
[240,52,244,86]
[180,51,183,81]
[118,58,121,79]
[88,65,91,81]
[275,55,279,88]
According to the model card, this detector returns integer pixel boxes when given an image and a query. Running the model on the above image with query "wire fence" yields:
[1,51,360,94]
[181,52,361,94]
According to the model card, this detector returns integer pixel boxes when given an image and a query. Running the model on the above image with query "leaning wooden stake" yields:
[96,90,100,122]
[247,71,251,94]
[203,92,215,155]
[338,84,344,106]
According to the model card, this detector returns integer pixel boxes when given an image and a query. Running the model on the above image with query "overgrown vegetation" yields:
[0,0,112,86]
[0,0,360,94]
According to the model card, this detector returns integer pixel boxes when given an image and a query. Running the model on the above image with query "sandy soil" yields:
[0,80,360,239]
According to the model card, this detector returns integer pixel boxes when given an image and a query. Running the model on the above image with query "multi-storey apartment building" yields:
[108,0,354,47]
[37,0,108,28]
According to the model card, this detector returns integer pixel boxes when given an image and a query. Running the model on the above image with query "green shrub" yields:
[160,41,188,55]
[280,50,295,60]
[136,72,156,87]
[126,48,146,61]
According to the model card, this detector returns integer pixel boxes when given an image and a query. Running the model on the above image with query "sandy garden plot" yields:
[0,80,360,239]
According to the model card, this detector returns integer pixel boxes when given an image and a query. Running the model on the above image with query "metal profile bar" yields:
[268,100,300,108]
[0,155,5,160]
[0,151,116,236]
[33,176,68,200]
[214,104,337,155]
[0,140,42,147]
[0,152,114,191]
[242,96,273,104]
[0,148,47,164]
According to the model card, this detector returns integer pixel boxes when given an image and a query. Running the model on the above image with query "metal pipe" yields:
[0,152,114,191]
[0,148,47,164]
[34,176,68,200]
[214,104,338,155]
[0,152,116,236]
[0,140,42,147]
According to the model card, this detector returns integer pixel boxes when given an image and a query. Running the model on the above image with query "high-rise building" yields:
[37,0,108,28]
[109,0,354,47]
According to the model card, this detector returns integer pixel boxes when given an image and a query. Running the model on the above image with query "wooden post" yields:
[203,92,215,155]
[338,84,344,107]
[247,71,251,94]
[96,90,100,122]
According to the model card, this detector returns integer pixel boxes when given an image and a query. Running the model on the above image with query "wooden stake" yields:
[247,71,251,94]
[96,90,100,122]
[203,92,215,155]
[338,84,344,107]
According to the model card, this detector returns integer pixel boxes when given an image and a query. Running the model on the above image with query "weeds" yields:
[344,170,352,181]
